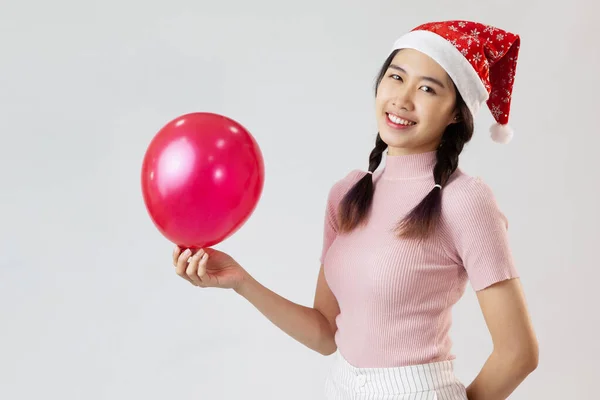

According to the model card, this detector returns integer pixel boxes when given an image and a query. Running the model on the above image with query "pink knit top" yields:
[319,150,519,368]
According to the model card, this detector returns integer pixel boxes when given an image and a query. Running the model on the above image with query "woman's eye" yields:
[389,74,435,94]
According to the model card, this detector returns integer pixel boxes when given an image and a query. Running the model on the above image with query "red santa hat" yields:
[391,20,521,144]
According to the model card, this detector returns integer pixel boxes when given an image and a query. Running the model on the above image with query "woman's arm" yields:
[465,278,539,400]
[235,263,339,355]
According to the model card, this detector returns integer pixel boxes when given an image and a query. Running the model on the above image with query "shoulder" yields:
[443,168,496,198]
[442,168,504,219]
[326,169,369,202]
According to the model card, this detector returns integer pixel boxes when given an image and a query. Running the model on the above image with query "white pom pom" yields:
[490,123,514,144]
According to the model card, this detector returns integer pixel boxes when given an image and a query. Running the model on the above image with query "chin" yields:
[379,128,414,147]
[380,133,439,156]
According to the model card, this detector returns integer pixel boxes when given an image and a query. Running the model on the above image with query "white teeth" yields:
[388,113,415,126]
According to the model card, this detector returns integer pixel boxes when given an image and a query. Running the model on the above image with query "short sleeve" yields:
[319,170,364,265]
[444,177,519,291]
[319,184,339,265]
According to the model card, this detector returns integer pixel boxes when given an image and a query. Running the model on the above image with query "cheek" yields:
[418,100,453,122]
[375,93,388,112]
[375,87,395,110]
[376,81,394,99]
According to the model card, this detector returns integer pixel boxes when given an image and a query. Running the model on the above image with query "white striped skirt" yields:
[324,350,468,400]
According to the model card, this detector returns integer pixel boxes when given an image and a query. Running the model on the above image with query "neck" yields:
[380,150,437,180]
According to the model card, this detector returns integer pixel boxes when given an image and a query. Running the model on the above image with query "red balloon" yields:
[141,112,265,249]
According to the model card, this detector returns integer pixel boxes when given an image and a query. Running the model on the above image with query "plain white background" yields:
[1,0,598,399]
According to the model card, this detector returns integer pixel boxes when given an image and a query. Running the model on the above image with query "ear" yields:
[449,112,461,125]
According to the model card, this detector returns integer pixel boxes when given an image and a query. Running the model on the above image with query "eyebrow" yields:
[389,64,447,89]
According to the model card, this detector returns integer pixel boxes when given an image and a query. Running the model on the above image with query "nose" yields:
[392,88,415,111]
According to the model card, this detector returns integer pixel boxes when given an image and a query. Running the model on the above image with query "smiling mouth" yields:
[386,112,417,128]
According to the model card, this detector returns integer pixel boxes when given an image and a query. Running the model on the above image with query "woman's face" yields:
[375,49,460,156]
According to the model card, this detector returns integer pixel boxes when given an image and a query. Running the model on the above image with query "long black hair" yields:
[337,49,474,241]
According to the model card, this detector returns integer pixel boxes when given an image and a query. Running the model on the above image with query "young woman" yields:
[172,20,539,400]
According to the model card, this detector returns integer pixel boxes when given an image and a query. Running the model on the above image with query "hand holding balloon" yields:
[172,246,249,290]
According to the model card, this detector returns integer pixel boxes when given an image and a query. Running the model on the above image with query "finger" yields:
[176,248,193,282]
[186,249,204,286]
[196,251,210,285]
[172,245,181,267]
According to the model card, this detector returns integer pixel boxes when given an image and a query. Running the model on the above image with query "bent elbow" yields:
[316,334,338,356]
[501,340,539,375]
[318,345,337,356]
[325,337,338,355]
[316,327,338,356]
[524,345,539,372]
[522,336,540,372]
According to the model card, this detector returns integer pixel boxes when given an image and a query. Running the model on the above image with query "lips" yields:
[386,112,417,129]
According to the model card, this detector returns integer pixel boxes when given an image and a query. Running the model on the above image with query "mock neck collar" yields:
[379,150,437,180]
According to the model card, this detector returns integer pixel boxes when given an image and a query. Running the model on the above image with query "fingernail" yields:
[184,249,191,255]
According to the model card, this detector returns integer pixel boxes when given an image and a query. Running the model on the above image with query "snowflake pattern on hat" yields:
[411,20,520,127]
